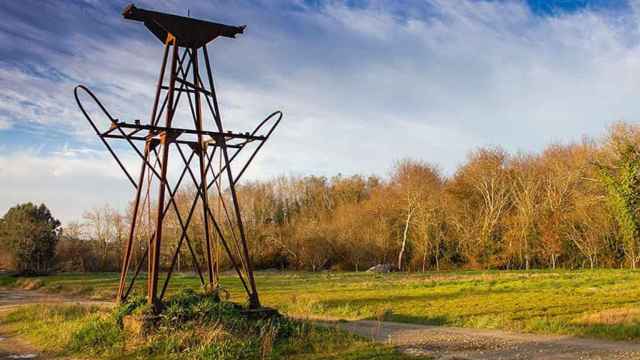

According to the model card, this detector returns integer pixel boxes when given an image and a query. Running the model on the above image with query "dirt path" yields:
[320,319,640,359]
[0,288,110,310]
[0,288,111,360]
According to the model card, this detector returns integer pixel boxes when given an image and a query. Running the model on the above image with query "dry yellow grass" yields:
[575,308,640,326]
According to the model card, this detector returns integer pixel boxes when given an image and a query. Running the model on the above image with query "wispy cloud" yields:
[1,0,640,221]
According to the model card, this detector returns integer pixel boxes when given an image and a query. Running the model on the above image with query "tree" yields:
[596,123,640,269]
[391,159,443,271]
[0,203,61,274]
[83,205,125,271]
[448,148,511,268]
[506,154,541,269]
[56,221,96,272]
[565,197,611,269]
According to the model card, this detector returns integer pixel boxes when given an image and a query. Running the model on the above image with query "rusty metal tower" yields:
[74,4,282,309]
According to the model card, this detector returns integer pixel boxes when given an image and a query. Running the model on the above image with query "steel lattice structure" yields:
[74,4,282,310]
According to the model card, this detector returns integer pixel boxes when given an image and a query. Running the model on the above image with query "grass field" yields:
[1,298,416,359]
[4,270,640,341]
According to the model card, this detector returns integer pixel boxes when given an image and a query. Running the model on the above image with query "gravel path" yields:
[321,319,640,359]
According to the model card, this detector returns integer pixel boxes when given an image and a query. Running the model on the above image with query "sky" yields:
[0,0,639,223]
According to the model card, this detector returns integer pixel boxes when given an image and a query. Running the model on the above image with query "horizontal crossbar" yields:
[113,121,266,141]
[102,134,244,148]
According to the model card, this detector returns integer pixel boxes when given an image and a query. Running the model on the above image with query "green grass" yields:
[5,269,640,340]
[0,291,418,359]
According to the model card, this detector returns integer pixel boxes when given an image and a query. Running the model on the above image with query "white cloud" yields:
[0,116,10,129]
[3,1,640,221]
[0,148,133,221]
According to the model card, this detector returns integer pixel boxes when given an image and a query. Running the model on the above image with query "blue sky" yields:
[1,0,639,222]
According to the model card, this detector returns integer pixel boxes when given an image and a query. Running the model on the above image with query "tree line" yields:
[4,122,640,274]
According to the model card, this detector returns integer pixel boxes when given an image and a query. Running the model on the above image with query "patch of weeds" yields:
[67,316,122,355]
[113,294,145,326]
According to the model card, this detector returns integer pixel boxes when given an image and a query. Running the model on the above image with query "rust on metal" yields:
[122,4,245,48]
[74,3,283,311]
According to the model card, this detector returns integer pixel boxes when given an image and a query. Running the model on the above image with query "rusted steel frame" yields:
[116,123,265,141]
[149,38,172,129]
[214,152,223,278]
[187,63,275,166]
[117,142,151,301]
[159,143,213,298]
[74,85,137,188]
[102,119,148,138]
[207,163,246,272]
[158,179,202,297]
[176,53,243,274]
[203,146,221,283]
[81,40,163,301]
[174,141,252,296]
[152,51,192,128]
[127,127,143,137]
[233,111,283,185]
[124,147,205,299]
[194,101,242,254]
[124,241,149,299]
[180,206,207,287]
[202,144,218,194]
[162,87,203,95]
[74,43,181,301]
[179,82,246,271]
[175,50,199,127]
[204,141,247,189]
[150,47,191,128]
[179,144,219,272]
[122,166,155,300]
[205,195,252,296]
[174,48,199,117]
[190,53,220,124]
[147,145,211,300]
[153,49,194,127]
[190,47,217,287]
[215,131,259,306]
[159,146,206,287]
[101,125,118,136]
[102,133,243,149]
[175,77,213,97]
[180,49,225,287]
[106,47,209,296]
[110,128,166,181]
[202,45,260,308]
[149,38,180,306]
[202,109,281,189]
[203,154,247,275]
[143,156,159,296]
[159,202,199,299]
[119,39,172,302]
